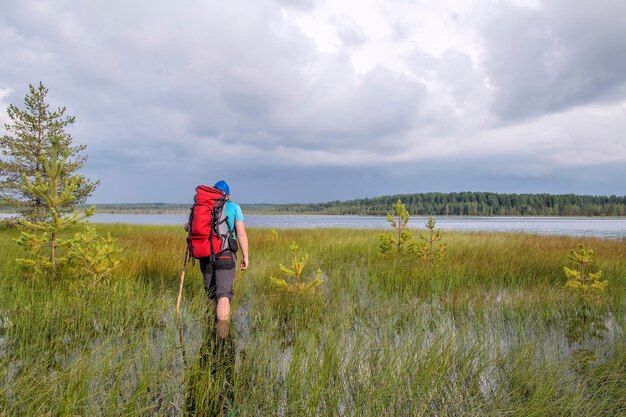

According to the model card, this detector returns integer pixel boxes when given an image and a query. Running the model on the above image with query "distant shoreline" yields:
[2,210,626,218]
[2,191,625,216]
[2,211,626,219]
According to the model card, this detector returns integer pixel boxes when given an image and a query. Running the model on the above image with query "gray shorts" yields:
[199,252,236,301]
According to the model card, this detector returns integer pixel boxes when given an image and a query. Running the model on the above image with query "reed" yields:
[0,225,624,416]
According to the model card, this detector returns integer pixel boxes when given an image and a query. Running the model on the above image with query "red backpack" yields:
[187,185,236,260]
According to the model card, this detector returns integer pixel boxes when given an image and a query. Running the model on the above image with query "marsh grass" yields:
[1,225,625,416]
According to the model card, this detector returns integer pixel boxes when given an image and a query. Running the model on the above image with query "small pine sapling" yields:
[379,199,413,255]
[14,136,122,282]
[14,137,93,277]
[414,216,446,262]
[270,242,323,294]
[563,244,609,345]
[563,244,608,303]
[66,225,122,286]
[265,229,280,241]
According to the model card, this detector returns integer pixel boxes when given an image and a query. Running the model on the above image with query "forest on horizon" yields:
[3,192,622,216]
[262,192,626,216]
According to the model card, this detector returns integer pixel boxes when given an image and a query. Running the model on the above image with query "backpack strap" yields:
[187,203,196,267]
[187,205,194,259]
[208,195,227,262]
[208,206,216,262]
[223,214,239,253]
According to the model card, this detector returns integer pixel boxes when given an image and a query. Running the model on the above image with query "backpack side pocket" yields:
[214,252,236,270]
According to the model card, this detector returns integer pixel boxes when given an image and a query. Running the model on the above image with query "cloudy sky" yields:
[1,0,625,203]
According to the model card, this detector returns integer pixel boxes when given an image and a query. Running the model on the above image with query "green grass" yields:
[1,225,625,416]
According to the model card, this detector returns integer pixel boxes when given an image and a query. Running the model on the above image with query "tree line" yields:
[265,192,626,216]
[23,193,623,217]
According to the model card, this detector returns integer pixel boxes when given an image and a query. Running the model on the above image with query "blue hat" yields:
[214,180,230,195]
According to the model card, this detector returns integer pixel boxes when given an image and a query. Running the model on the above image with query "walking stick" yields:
[176,244,190,316]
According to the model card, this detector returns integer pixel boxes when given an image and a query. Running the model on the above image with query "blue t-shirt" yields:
[225,201,244,238]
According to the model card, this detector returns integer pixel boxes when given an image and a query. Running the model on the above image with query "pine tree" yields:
[564,244,608,303]
[14,136,93,276]
[270,242,322,294]
[66,224,121,286]
[0,82,98,221]
[14,137,121,282]
[414,216,446,262]
[379,199,413,255]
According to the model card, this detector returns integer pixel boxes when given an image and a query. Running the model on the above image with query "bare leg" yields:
[216,296,230,321]
[216,296,231,338]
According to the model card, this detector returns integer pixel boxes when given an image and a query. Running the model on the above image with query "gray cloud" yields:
[1,0,625,203]
[482,0,626,122]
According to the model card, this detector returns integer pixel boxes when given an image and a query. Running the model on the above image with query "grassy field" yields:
[0,225,625,416]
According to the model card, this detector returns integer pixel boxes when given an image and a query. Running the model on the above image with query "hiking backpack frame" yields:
[187,185,237,261]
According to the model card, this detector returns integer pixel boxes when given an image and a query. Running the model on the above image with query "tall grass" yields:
[0,225,625,416]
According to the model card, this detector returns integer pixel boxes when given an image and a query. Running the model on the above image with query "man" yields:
[191,180,249,334]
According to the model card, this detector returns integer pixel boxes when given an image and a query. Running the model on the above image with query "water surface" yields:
[106,214,626,238]
[3,213,623,238]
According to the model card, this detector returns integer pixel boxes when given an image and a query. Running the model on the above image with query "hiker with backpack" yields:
[185,180,249,335]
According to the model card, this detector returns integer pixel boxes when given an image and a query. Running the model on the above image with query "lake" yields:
[3,213,625,238]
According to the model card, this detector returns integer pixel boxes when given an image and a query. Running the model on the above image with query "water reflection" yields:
[566,307,610,346]
[566,305,611,373]
[184,318,236,416]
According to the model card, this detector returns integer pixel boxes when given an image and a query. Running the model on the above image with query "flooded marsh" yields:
[0,225,625,416]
